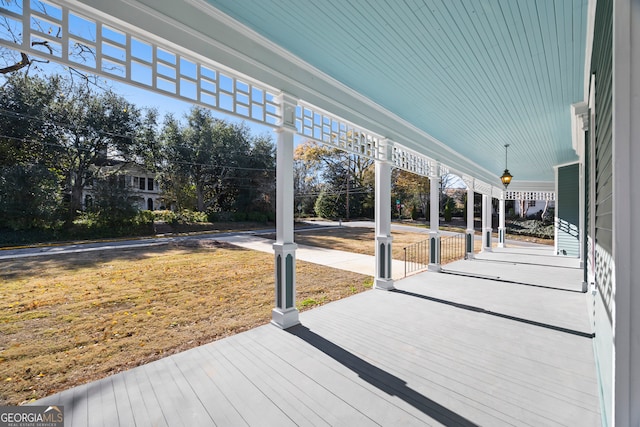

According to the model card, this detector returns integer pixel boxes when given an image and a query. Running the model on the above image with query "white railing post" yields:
[482,194,492,252]
[498,194,506,248]
[464,176,475,259]
[271,92,299,329]
[428,164,441,271]
[374,140,394,289]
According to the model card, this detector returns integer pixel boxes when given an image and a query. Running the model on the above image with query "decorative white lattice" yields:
[473,180,493,196]
[504,191,556,201]
[390,146,435,177]
[296,102,384,160]
[0,0,281,126]
[594,243,613,323]
[439,164,450,177]
[461,175,474,188]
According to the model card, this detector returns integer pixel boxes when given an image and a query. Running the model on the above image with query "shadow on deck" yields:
[35,246,601,426]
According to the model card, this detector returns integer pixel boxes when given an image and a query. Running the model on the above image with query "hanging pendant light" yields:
[500,144,513,188]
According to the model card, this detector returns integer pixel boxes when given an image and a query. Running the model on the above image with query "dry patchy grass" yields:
[282,227,430,260]
[291,225,549,259]
[0,241,370,405]
[287,226,479,262]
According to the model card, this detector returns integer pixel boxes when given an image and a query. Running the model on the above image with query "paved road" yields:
[0,220,546,260]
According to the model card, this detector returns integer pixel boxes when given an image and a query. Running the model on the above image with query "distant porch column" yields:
[498,194,506,248]
[374,140,394,290]
[271,93,299,329]
[464,177,475,259]
[428,165,441,271]
[481,194,492,252]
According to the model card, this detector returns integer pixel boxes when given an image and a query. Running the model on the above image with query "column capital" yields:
[462,175,475,189]
[378,138,394,163]
[429,161,440,179]
[276,91,298,132]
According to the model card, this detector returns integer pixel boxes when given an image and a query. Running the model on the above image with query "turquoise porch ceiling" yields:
[205,0,587,182]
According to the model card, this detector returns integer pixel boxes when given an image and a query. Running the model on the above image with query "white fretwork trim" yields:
[461,175,474,188]
[594,243,613,324]
[491,187,503,199]
[504,191,556,201]
[296,101,385,160]
[0,0,282,126]
[474,180,493,196]
[391,145,435,177]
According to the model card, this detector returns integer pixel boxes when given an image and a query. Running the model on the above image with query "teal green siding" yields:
[557,163,580,257]
[276,255,282,309]
[285,254,294,309]
[590,0,613,425]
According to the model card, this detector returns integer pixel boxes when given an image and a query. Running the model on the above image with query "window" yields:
[133,177,139,187]
[148,178,154,191]
[118,175,125,188]
[528,200,537,207]
[139,177,146,190]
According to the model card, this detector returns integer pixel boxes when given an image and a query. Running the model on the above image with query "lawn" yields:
[0,223,548,406]
[0,240,371,405]
[285,226,484,261]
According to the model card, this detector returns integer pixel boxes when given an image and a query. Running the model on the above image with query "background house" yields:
[82,162,162,212]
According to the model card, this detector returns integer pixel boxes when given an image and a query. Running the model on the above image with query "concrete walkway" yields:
[215,234,406,279]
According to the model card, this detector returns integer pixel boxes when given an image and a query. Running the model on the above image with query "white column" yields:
[374,140,394,290]
[481,194,492,252]
[428,165,441,271]
[498,195,506,248]
[271,93,299,329]
[464,177,475,259]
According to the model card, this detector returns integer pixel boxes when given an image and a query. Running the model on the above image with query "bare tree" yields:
[1,0,105,88]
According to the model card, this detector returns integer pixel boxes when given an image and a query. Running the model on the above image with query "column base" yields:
[271,307,300,329]
[481,228,493,252]
[498,227,506,248]
[429,231,441,269]
[465,229,475,259]
[428,263,442,272]
[374,278,395,290]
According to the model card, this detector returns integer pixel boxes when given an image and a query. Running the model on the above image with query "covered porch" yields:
[4,0,640,424]
[36,246,600,426]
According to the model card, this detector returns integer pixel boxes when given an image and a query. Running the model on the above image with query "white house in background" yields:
[82,162,162,211]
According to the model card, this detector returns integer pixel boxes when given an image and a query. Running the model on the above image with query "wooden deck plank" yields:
[131,364,168,426]
[256,330,441,426]
[299,302,559,426]
[109,372,137,427]
[197,340,298,426]
[247,324,436,426]
[219,335,334,426]
[168,346,249,426]
[33,246,601,426]
[234,327,384,427]
[305,300,599,426]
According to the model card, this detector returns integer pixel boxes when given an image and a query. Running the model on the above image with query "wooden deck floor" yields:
[35,248,601,426]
